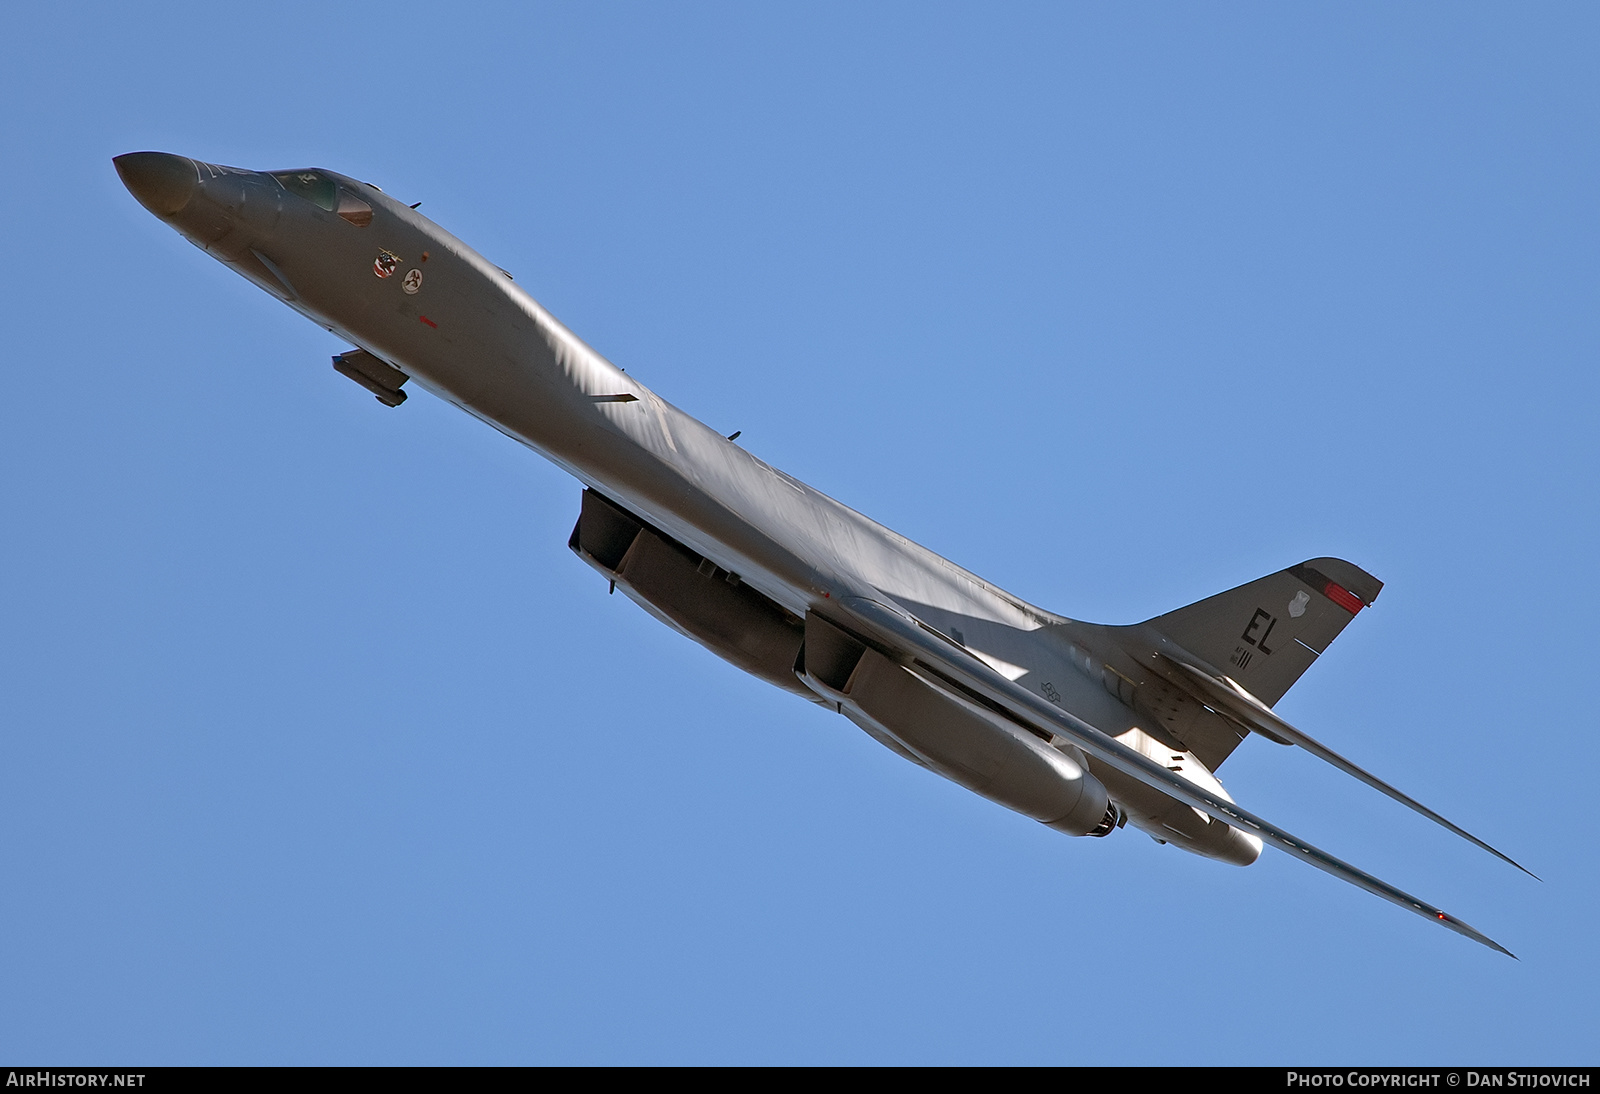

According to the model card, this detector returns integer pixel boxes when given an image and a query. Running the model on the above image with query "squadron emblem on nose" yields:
[402,268,423,294]
[373,250,400,279]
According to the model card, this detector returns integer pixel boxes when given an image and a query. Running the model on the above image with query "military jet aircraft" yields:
[115,151,1528,955]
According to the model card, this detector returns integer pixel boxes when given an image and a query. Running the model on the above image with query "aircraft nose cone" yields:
[114,151,199,217]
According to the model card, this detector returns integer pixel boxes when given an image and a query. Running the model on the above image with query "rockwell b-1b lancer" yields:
[116,151,1530,954]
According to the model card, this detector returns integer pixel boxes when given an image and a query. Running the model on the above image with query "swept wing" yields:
[828,594,1515,957]
[1151,648,1536,878]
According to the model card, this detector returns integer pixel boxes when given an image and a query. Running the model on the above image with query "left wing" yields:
[825,594,1515,957]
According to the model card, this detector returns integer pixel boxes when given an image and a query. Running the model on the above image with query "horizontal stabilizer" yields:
[828,593,1515,957]
[1155,650,1535,878]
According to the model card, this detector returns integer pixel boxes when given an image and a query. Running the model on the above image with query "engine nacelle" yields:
[569,490,810,698]
[1118,795,1263,866]
[570,491,1123,839]
[799,613,1120,837]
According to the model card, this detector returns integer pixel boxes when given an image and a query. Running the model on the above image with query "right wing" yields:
[827,594,1515,957]
[1152,647,1535,878]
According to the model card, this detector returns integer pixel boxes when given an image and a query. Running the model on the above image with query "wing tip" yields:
[1437,911,1517,958]
[1457,835,1537,881]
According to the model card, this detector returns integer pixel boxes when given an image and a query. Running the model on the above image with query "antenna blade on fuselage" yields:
[827,594,1516,957]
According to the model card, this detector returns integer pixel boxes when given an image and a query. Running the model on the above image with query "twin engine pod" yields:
[567,488,1121,839]
[797,613,1122,837]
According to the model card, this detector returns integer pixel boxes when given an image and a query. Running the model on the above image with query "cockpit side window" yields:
[335,190,372,227]
[271,170,372,226]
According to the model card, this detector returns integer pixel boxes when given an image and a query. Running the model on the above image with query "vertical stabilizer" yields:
[1143,557,1381,707]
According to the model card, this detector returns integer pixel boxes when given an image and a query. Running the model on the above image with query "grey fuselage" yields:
[118,153,1258,865]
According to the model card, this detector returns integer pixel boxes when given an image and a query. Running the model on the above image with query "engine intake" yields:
[569,490,809,698]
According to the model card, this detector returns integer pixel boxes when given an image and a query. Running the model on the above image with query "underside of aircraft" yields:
[114,151,1530,955]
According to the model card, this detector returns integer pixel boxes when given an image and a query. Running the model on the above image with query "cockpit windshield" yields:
[271,170,372,227]
[273,170,337,210]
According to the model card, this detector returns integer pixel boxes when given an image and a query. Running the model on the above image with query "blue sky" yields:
[2,2,1596,1064]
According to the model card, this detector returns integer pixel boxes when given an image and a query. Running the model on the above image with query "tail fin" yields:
[1145,557,1382,707]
